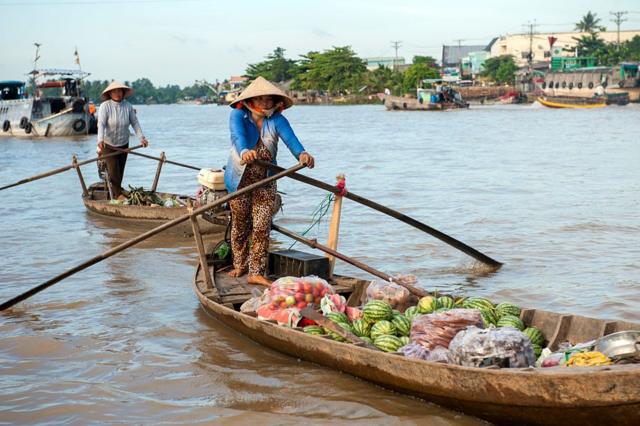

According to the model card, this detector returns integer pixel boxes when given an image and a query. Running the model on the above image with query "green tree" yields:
[293,46,367,94]
[245,47,298,82]
[575,11,606,34]
[481,55,517,84]
[402,62,440,93]
[412,55,438,66]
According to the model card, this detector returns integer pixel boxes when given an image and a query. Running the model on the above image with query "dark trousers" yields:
[103,143,128,197]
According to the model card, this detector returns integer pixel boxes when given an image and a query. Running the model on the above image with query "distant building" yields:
[229,76,248,90]
[442,43,491,68]
[364,57,405,71]
[490,30,640,67]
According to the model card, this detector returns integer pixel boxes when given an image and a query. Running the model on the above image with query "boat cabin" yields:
[0,81,27,101]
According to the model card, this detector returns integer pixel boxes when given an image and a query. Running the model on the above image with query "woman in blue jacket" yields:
[225,77,314,286]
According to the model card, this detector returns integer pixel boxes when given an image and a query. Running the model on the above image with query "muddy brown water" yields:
[1,103,639,424]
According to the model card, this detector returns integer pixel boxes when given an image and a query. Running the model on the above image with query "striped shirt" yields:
[97,99,144,147]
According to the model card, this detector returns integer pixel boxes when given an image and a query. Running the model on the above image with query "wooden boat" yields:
[83,182,229,236]
[193,251,640,426]
[537,96,606,109]
[384,95,468,111]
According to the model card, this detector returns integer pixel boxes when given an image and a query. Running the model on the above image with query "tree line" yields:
[80,13,640,104]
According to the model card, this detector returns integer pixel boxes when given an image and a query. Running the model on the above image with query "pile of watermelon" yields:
[304,299,412,352]
[302,292,547,359]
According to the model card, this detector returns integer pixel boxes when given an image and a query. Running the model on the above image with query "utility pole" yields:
[523,20,539,66]
[610,11,628,48]
[390,40,402,69]
[453,38,466,77]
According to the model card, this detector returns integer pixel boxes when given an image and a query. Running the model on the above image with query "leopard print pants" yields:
[229,142,276,276]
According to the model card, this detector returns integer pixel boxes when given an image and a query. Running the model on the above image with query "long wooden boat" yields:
[193,251,640,426]
[537,96,606,109]
[83,182,229,236]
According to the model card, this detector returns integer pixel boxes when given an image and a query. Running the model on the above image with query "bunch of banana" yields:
[127,186,163,206]
[566,351,612,367]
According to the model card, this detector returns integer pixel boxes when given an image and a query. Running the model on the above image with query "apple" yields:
[296,301,307,309]
[285,296,296,306]
[304,293,314,303]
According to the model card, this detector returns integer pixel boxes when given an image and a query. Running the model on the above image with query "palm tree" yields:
[575,11,606,34]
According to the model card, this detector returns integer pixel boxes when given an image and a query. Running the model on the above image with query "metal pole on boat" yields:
[258,161,502,270]
[0,162,307,311]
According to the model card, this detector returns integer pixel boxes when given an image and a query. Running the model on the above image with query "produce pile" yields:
[248,277,624,369]
[109,186,181,207]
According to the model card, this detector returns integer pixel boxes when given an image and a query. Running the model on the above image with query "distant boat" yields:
[0,69,93,137]
[537,96,607,109]
[384,85,469,111]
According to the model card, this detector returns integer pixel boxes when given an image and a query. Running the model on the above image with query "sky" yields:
[1,0,639,87]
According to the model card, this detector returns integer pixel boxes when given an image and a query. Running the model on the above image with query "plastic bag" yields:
[411,309,484,350]
[399,343,454,363]
[254,276,334,327]
[448,326,536,368]
[320,294,346,315]
[266,276,334,311]
[365,280,410,310]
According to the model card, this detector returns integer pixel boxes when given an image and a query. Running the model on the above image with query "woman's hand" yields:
[97,141,105,155]
[241,149,258,164]
[299,152,315,169]
[141,137,149,147]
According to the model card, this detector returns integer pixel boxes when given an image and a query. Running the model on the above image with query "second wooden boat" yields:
[83,182,229,236]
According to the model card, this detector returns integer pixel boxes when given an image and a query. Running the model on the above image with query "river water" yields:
[1,103,639,424]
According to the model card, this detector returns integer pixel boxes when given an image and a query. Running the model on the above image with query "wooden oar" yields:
[0,145,144,192]
[110,146,201,171]
[272,224,429,298]
[259,161,502,270]
[300,307,381,351]
[0,163,307,311]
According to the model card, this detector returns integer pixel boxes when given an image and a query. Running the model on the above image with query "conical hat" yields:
[101,81,134,101]
[229,76,293,109]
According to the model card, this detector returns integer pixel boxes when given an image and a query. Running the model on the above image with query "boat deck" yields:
[195,255,361,308]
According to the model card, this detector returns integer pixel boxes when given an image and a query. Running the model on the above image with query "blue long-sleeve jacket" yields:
[224,108,306,192]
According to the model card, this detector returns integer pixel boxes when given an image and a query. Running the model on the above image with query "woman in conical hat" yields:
[225,76,315,286]
[96,81,149,200]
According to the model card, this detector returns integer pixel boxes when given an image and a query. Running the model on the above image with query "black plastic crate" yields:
[268,249,330,280]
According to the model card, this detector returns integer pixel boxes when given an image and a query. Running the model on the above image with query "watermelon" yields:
[495,302,521,319]
[403,306,420,322]
[324,322,354,342]
[437,296,455,309]
[463,297,495,311]
[480,308,498,327]
[374,335,404,352]
[370,320,396,340]
[360,336,373,344]
[418,296,437,314]
[363,300,393,322]
[435,307,451,313]
[531,343,542,358]
[391,314,411,337]
[497,314,525,331]
[399,336,411,346]
[454,297,467,307]
[352,318,372,337]
[327,312,349,324]
[523,327,545,346]
[303,325,325,335]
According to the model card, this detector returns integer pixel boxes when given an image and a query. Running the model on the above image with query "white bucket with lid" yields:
[198,168,225,190]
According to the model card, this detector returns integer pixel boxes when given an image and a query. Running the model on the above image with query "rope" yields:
[287,193,334,249]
